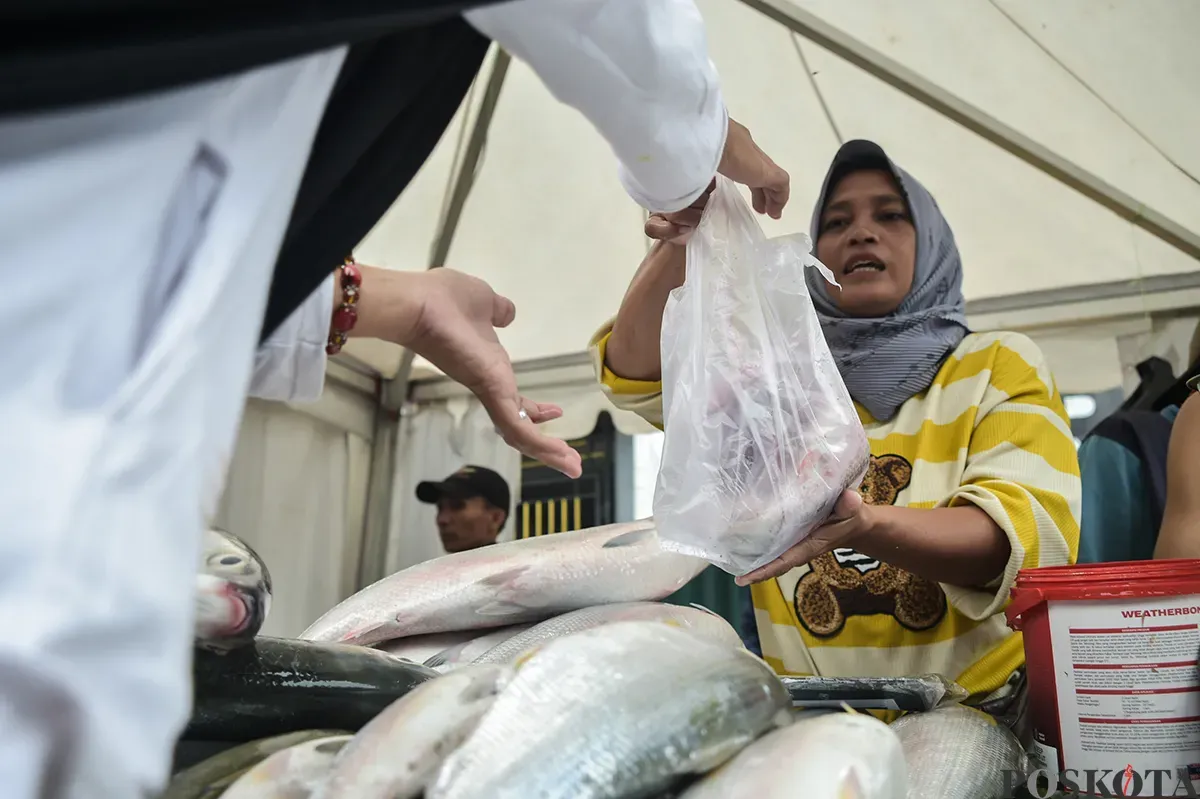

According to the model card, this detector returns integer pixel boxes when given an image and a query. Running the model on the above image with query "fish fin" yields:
[684,740,747,775]
[475,600,531,617]
[313,738,351,756]
[478,565,530,588]
[602,527,655,548]
[424,651,450,668]
[688,602,720,617]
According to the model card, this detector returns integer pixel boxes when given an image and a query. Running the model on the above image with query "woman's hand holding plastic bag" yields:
[651,176,870,579]
[735,489,873,585]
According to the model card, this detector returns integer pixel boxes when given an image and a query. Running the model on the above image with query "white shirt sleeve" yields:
[248,272,334,402]
[463,0,729,215]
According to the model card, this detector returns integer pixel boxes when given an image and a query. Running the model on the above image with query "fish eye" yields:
[219,555,241,566]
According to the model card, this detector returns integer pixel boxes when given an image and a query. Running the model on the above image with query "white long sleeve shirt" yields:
[464,0,728,214]
[254,0,730,405]
[250,274,336,402]
[0,3,727,797]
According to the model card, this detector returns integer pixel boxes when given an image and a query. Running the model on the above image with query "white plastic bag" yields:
[653,176,870,576]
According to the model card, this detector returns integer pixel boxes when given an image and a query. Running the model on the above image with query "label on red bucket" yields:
[1046,595,1200,796]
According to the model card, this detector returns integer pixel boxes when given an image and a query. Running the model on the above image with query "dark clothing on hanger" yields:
[1078,405,1179,563]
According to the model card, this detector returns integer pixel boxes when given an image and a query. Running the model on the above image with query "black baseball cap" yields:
[416,465,510,512]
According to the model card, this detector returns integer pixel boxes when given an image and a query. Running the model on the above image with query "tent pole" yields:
[427,47,513,275]
[738,0,1200,263]
[384,46,511,411]
[358,47,510,589]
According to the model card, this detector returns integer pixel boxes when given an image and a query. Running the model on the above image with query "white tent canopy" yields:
[346,0,1200,388]
[220,0,1200,625]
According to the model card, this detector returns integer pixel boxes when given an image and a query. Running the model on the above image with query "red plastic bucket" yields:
[1007,560,1200,797]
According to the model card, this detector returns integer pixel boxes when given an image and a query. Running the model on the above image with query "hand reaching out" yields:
[387,268,583,479]
[718,118,790,219]
[645,119,790,246]
[644,181,714,245]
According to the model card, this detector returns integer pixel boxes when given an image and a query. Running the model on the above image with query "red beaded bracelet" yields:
[326,256,362,356]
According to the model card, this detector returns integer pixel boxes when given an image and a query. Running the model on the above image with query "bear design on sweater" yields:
[793,454,948,638]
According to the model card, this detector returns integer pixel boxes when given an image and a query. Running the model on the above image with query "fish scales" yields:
[405,625,533,671]
[315,665,509,799]
[889,704,1029,799]
[221,735,351,799]
[471,602,743,666]
[162,731,348,799]
[374,626,530,668]
[300,521,707,646]
[430,621,791,799]
[679,711,907,799]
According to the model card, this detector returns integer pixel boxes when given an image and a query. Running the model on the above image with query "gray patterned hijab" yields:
[805,140,970,422]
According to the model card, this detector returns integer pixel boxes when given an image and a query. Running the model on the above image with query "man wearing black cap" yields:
[417,466,511,553]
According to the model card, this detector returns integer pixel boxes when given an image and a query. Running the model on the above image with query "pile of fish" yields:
[174,521,1030,798]
[298,519,709,646]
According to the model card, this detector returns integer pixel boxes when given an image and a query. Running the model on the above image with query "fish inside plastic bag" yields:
[654,175,870,575]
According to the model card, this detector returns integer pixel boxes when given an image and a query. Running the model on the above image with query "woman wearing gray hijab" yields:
[591,140,1080,722]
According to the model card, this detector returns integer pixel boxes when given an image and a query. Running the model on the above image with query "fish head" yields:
[194,574,268,652]
[194,529,273,650]
[201,528,273,599]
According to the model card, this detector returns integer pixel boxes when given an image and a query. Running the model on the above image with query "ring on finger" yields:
[494,407,529,436]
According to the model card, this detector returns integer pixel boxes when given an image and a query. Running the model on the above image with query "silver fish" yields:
[471,602,743,666]
[221,735,351,799]
[374,631,492,665]
[195,528,272,653]
[315,665,510,799]
[300,521,706,646]
[162,731,348,799]
[429,620,792,799]
[679,711,907,799]
[422,625,535,670]
[373,625,534,669]
[889,704,1029,799]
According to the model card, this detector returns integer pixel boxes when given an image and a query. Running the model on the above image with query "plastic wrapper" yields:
[654,176,870,575]
[889,704,1030,799]
[781,674,968,712]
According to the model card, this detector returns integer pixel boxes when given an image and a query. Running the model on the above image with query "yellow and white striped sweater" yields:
[589,325,1081,702]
